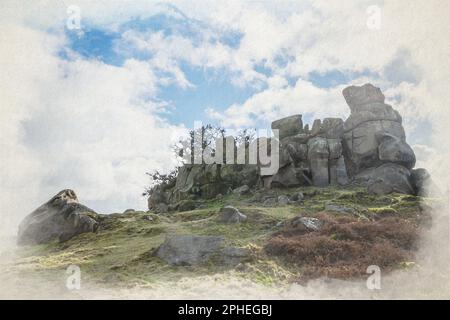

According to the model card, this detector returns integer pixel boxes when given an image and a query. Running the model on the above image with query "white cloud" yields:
[207,79,349,128]
[0,18,185,237]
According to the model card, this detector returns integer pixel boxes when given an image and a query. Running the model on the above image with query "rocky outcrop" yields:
[147,83,430,207]
[18,189,99,245]
[342,83,415,176]
[340,83,427,195]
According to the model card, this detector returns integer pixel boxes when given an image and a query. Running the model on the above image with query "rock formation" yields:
[18,189,99,245]
[341,84,420,194]
[154,234,249,266]
[147,83,431,211]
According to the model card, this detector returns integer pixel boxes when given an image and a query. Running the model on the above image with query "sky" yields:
[1,0,450,234]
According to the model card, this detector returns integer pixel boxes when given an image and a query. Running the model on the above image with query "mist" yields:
[1,0,450,299]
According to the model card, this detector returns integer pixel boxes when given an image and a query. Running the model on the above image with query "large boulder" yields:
[411,168,432,196]
[321,118,344,139]
[355,163,415,195]
[265,163,310,188]
[172,164,227,201]
[271,114,303,140]
[218,206,247,223]
[343,83,386,112]
[330,156,349,185]
[308,137,330,187]
[377,134,416,169]
[342,83,415,177]
[155,235,224,266]
[18,190,99,245]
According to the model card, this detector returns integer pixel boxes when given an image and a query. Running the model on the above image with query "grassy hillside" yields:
[1,186,434,291]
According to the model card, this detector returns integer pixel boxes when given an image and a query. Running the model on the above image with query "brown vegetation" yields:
[265,212,421,280]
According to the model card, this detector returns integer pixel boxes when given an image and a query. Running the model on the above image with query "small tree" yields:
[174,124,226,164]
[142,169,178,197]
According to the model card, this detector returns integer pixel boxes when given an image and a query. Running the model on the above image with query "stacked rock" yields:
[147,83,432,211]
[265,115,348,188]
[341,84,420,195]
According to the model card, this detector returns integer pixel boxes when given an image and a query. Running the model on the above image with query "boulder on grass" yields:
[155,235,225,266]
[356,163,415,195]
[18,189,99,245]
[218,206,247,223]
[154,235,250,266]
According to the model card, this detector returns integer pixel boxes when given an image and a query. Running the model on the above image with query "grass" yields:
[4,186,431,288]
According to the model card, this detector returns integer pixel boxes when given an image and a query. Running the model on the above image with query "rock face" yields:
[339,83,425,195]
[147,83,429,206]
[342,83,415,176]
[154,234,249,266]
[410,168,432,196]
[155,235,224,266]
[271,114,303,140]
[18,190,99,245]
[356,163,415,195]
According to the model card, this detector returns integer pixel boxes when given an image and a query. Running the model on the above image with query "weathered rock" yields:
[271,114,303,140]
[411,168,432,196]
[177,200,197,212]
[123,209,135,214]
[378,134,416,169]
[171,164,226,201]
[291,217,322,231]
[308,137,329,187]
[218,206,247,223]
[221,247,251,266]
[343,104,402,132]
[341,83,415,179]
[329,156,347,185]
[335,156,349,185]
[322,118,344,139]
[281,133,310,146]
[283,142,308,164]
[327,138,342,159]
[311,119,322,136]
[356,163,415,195]
[277,195,290,206]
[155,235,225,266]
[343,120,406,175]
[146,83,422,202]
[343,83,386,113]
[233,185,250,196]
[18,189,99,245]
[267,163,306,188]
